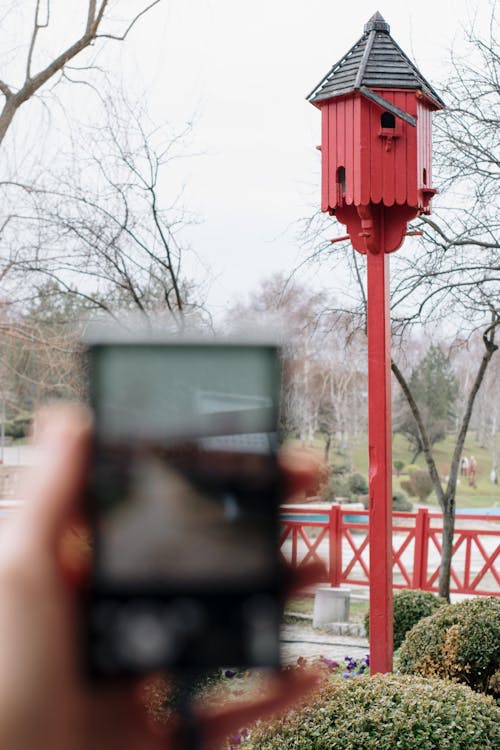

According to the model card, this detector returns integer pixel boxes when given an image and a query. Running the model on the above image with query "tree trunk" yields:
[411,447,422,464]
[324,433,332,463]
[438,495,455,600]
[0,100,18,147]
[393,315,498,601]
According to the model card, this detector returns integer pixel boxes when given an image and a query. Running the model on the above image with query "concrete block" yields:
[313,587,351,628]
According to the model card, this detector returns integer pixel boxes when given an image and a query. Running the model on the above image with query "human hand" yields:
[0,406,322,750]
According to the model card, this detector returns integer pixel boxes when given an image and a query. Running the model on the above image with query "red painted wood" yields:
[318,88,438,216]
[369,101,383,203]
[321,106,329,212]
[328,103,337,208]
[417,103,433,195]
[280,507,500,597]
[359,97,371,205]
[406,98,418,207]
[353,95,362,205]
[329,504,342,586]
[345,95,354,204]
[381,91,396,207]
[366,246,393,674]
[412,507,430,589]
[337,98,346,203]
[394,91,408,204]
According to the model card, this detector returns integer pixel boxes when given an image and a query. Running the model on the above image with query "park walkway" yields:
[280,623,368,665]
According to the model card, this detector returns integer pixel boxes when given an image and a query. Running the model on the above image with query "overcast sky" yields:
[5,1,495,317]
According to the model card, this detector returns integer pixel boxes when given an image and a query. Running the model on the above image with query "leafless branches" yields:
[0,0,162,147]
[0,90,203,329]
[392,313,499,599]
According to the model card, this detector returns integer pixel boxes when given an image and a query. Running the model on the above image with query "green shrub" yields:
[404,463,420,475]
[411,469,434,502]
[393,459,405,476]
[4,415,31,439]
[400,478,415,496]
[400,468,434,503]
[348,472,368,495]
[392,491,412,512]
[332,463,349,476]
[399,596,500,697]
[241,675,500,749]
[364,589,446,649]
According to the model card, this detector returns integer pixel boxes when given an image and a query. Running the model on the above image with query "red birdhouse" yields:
[308,12,444,254]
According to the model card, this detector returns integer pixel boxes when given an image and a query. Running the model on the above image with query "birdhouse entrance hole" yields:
[336,166,346,203]
[378,111,400,152]
[381,111,395,128]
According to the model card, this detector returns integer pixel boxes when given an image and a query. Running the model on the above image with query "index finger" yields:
[17,404,92,553]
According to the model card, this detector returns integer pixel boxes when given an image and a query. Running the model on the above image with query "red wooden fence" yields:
[280,504,500,597]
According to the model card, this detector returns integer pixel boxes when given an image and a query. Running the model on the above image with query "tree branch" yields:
[420,216,500,250]
[26,0,51,81]
[96,0,161,41]
[391,360,445,508]
[445,314,499,503]
[0,1,161,147]
[0,79,13,100]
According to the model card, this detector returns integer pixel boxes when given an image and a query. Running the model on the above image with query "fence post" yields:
[329,504,342,587]
[412,507,430,590]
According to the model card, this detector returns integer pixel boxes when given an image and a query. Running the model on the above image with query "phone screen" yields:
[85,342,282,675]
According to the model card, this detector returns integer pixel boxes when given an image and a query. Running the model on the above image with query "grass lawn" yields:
[284,597,369,624]
[304,431,499,509]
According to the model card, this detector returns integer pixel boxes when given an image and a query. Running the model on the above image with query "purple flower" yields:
[229,728,248,748]
[319,656,339,671]
[224,669,236,679]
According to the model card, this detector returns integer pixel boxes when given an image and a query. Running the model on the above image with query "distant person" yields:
[0,406,322,750]
[460,456,469,477]
[468,455,478,487]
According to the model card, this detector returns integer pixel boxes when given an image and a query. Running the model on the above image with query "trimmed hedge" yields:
[392,490,412,512]
[399,596,500,697]
[241,674,500,749]
[364,589,446,650]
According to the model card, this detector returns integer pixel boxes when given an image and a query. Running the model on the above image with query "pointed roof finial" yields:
[364,11,390,34]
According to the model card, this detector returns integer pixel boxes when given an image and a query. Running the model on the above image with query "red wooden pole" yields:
[367,241,393,674]
[329,504,342,587]
[413,507,430,590]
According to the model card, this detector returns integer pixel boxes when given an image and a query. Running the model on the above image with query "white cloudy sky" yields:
[3,0,495,317]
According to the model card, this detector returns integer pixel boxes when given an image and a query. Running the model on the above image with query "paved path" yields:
[280,623,369,665]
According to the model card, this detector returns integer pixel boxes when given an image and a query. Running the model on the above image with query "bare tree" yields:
[388,12,499,599]
[0,285,85,430]
[228,273,368,456]
[0,1,161,147]
[0,91,207,329]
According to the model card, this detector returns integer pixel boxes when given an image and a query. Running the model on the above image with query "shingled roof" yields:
[307,12,444,108]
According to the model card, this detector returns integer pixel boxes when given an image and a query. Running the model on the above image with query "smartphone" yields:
[83,338,283,679]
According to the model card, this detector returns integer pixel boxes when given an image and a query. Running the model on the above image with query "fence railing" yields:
[279,504,500,597]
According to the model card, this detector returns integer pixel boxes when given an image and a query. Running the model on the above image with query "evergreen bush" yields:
[399,596,500,698]
[404,463,420,475]
[348,472,368,495]
[411,469,434,502]
[393,459,405,476]
[400,479,415,496]
[241,675,499,749]
[364,589,445,649]
[392,491,412,512]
